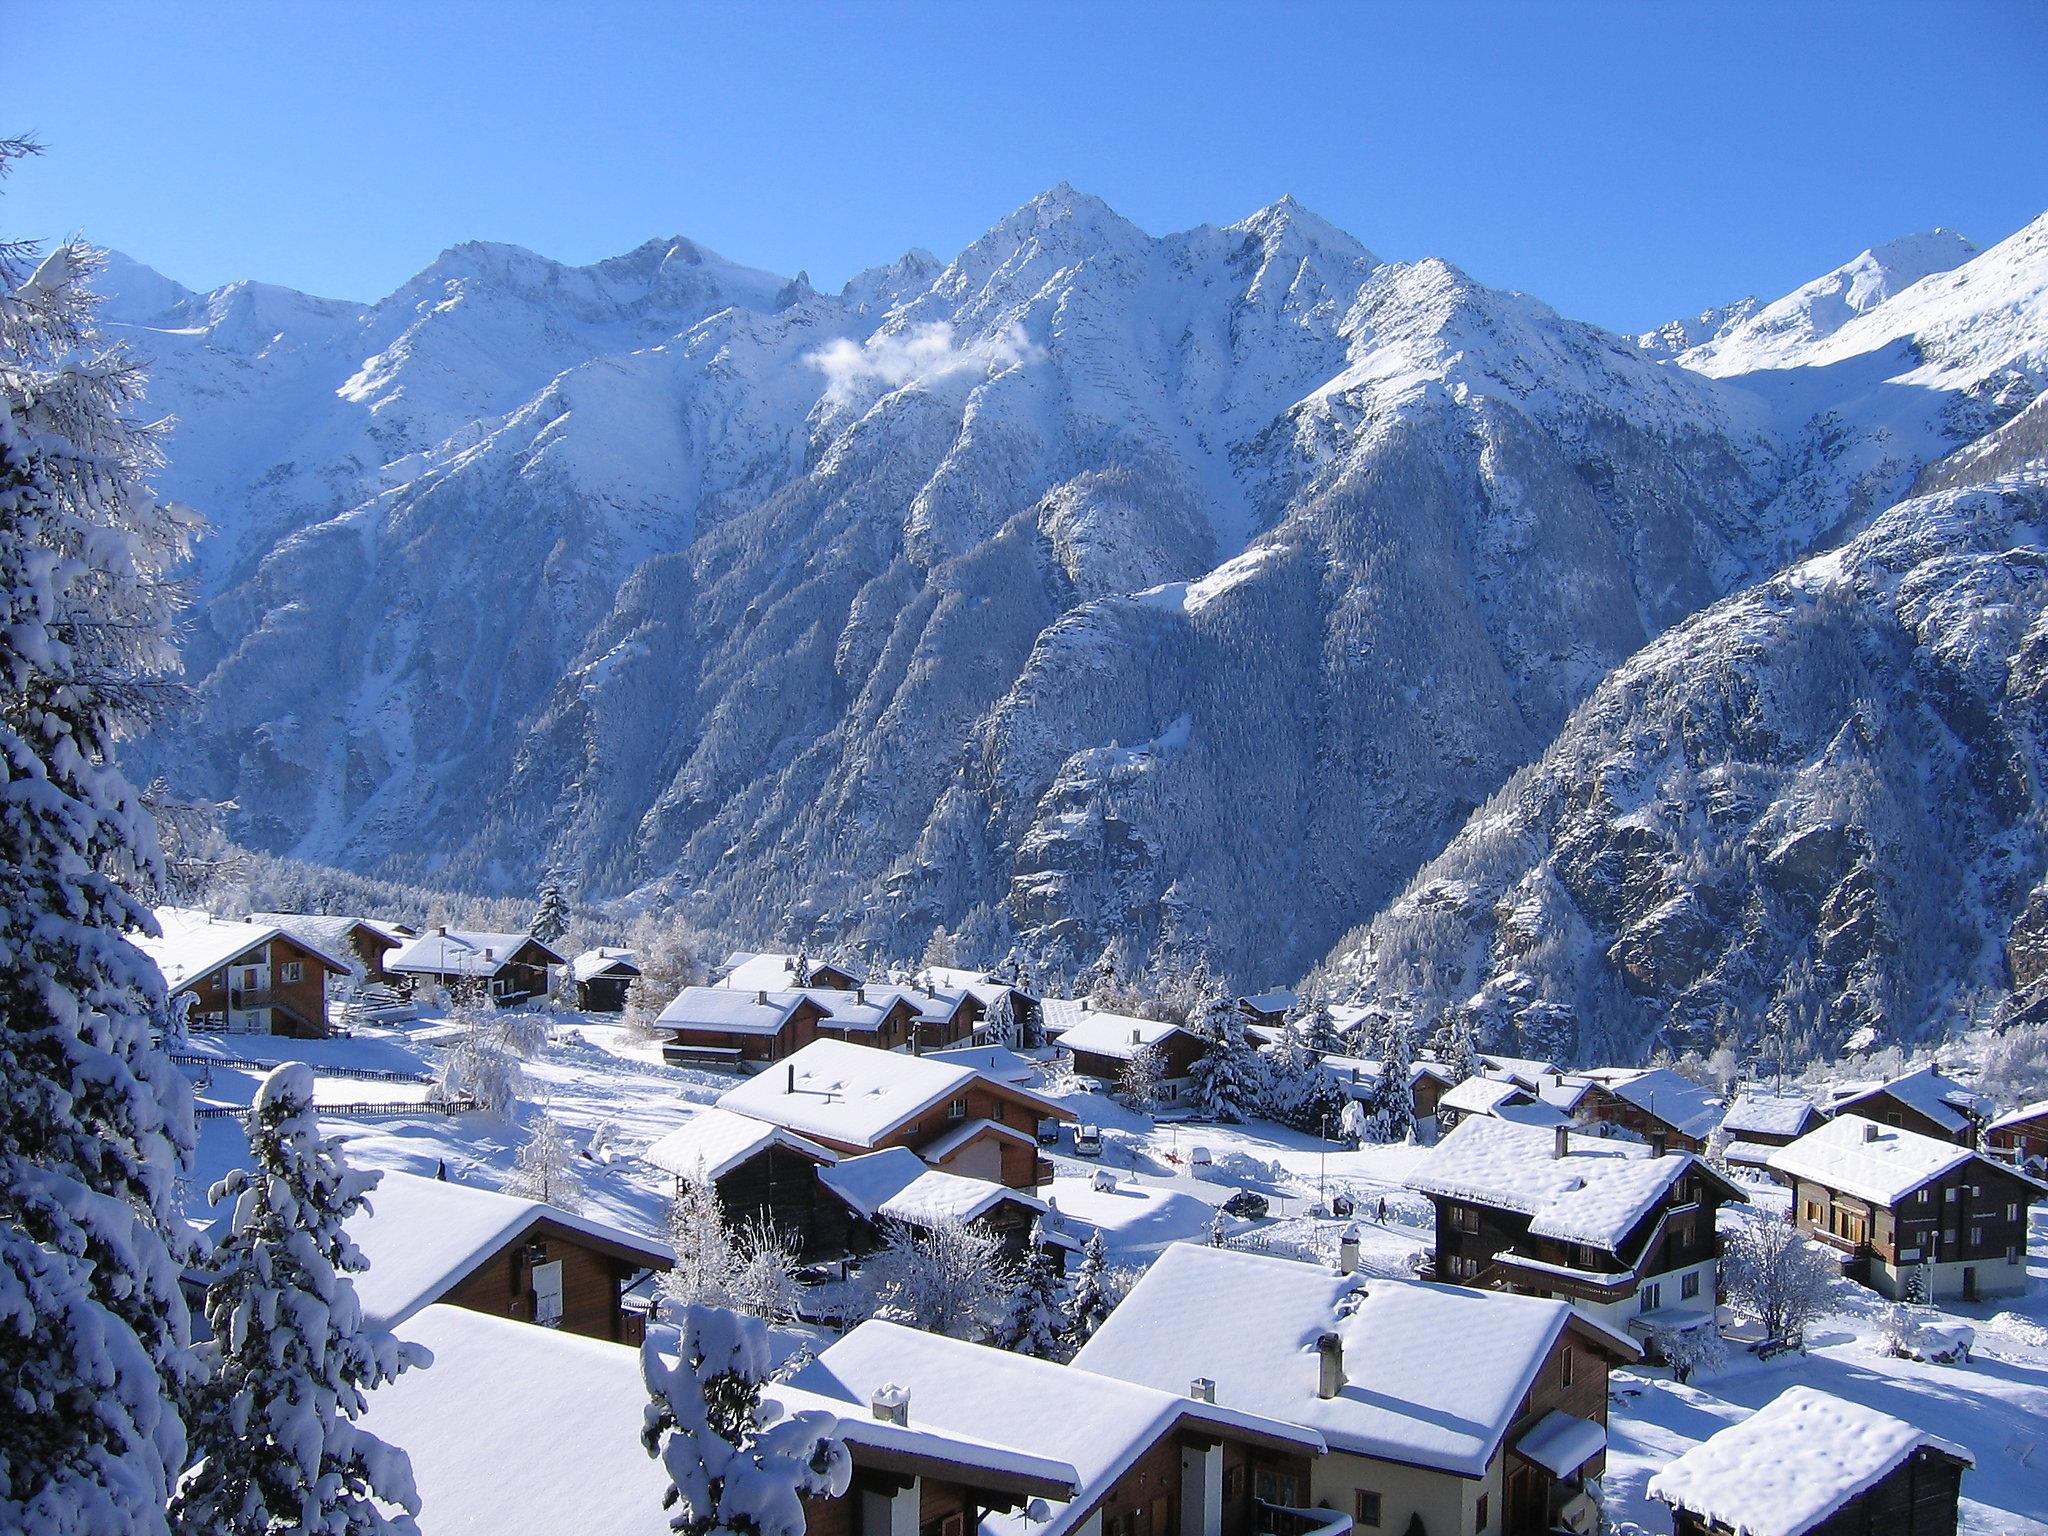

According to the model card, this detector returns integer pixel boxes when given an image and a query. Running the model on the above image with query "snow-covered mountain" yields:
[108,193,2048,1016]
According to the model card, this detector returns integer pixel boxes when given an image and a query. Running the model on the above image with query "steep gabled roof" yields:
[1830,1064,1989,1136]
[1765,1114,2044,1205]
[1074,1243,1634,1479]
[820,1147,1045,1226]
[642,1107,837,1181]
[386,928,564,979]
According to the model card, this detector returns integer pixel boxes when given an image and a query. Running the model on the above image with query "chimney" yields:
[1315,1333,1345,1399]
[757,989,768,1005]
[787,1063,796,1093]
[1189,1377,1216,1403]
[1337,1225,1361,1275]
[1554,1125,1570,1160]
[856,987,867,1004]
[1861,1120,1879,1142]
[1131,1027,1142,1046]
[870,1384,909,1426]
[436,925,447,936]
[1649,1131,1668,1157]
[483,948,494,961]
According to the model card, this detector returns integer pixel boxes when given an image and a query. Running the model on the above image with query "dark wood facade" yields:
[1070,1031,1205,1089]
[437,1213,667,1345]
[1786,1154,2037,1296]
[1574,1083,1710,1154]
[1986,1107,2048,1169]
[177,932,343,1038]
[1500,1321,1634,1535]
[706,1142,851,1261]
[1831,1089,1978,1148]
[666,996,837,1068]
[1666,1445,1967,1536]
[575,960,640,1013]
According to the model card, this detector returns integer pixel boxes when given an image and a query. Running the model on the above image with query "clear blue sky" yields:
[7,1,2046,332]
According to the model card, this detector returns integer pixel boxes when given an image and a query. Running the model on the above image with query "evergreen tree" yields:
[1,144,205,1536]
[173,1064,426,1535]
[529,876,570,948]
[1430,1013,1481,1086]
[502,1109,583,1212]
[660,1173,742,1313]
[981,988,1021,1050]
[1372,1023,1417,1142]
[1188,1002,1264,1124]
[1061,1232,1115,1353]
[1299,1000,1343,1054]
[992,1224,1067,1359]
[642,1306,850,1536]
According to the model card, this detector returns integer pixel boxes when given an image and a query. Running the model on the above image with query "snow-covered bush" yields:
[433,1007,524,1116]
[1115,1044,1165,1113]
[1981,1021,2048,1108]
[1722,1218,1837,1346]
[1651,1320,1726,1384]
[992,1225,1068,1359]
[1,154,207,1536]
[641,1306,849,1536]
[503,1110,584,1212]
[173,1064,427,1535]
[731,1216,802,1326]
[661,1176,741,1312]
[861,1217,1007,1339]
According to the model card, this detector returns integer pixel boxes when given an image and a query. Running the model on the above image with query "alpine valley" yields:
[106,190,2048,1062]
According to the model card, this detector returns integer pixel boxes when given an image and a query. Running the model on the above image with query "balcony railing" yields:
[1256,1501,1352,1536]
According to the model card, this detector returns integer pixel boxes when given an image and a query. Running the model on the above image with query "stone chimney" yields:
[1315,1333,1345,1399]
[1337,1225,1361,1275]
[756,988,768,1005]
[1189,1377,1216,1403]
[871,1383,909,1426]
[1554,1124,1570,1160]
[1130,1027,1142,1045]
[856,987,867,1004]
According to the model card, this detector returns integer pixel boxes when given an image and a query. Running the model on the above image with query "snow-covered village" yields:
[8,8,2048,1536]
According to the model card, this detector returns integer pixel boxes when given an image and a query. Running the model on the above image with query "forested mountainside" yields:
[105,191,2047,1033]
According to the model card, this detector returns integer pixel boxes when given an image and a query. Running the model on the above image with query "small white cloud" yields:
[807,320,1039,407]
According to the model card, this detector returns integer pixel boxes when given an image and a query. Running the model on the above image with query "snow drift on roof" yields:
[1647,1385,1971,1536]
[1764,1115,1976,1206]
[568,946,639,982]
[136,906,353,989]
[1719,1091,1822,1139]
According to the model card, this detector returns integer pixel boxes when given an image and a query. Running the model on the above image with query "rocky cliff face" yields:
[107,194,2048,1017]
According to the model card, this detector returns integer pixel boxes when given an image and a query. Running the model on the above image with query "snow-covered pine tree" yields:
[529,876,570,947]
[503,1109,583,1212]
[1188,1003,1264,1124]
[1429,1013,1481,1086]
[1299,1000,1342,1054]
[173,1063,427,1536]
[1,143,206,1536]
[981,988,1021,1049]
[1372,1023,1417,1142]
[1062,1231,1115,1352]
[992,1224,1067,1359]
[660,1171,741,1312]
[642,1305,850,1536]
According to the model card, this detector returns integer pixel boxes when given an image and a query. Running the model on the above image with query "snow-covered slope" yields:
[112,194,2048,1004]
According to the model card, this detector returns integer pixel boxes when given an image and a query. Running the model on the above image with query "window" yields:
[947,1096,968,1121]
[1475,1492,1489,1532]
[1639,1282,1662,1313]
[1682,1271,1700,1300]
[1560,1346,1574,1388]
[1354,1491,1381,1528]
[1945,1187,1959,1203]
[2009,1204,2020,1221]
[1969,1226,1983,1247]
[1254,1471,1275,1502]
[1917,1187,1930,1204]
[1943,1229,1957,1246]
[239,967,261,990]
[992,1101,1006,1122]
[280,961,303,984]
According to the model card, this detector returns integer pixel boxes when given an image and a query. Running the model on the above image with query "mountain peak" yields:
[1229,195,1377,272]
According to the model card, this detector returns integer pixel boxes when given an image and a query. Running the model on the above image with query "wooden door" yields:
[1962,1266,1978,1301]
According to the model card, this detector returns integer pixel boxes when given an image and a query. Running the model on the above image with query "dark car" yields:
[1221,1190,1268,1219]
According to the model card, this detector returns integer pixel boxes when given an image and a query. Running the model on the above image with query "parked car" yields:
[1074,1123,1104,1157]
[1221,1190,1268,1219]
[1037,1116,1063,1146]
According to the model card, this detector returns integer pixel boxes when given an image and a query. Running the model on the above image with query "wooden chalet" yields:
[1985,1098,2048,1172]
[1077,1243,1641,1536]
[792,1319,1332,1536]
[567,946,640,1012]
[820,1146,1050,1257]
[716,948,867,992]
[657,984,922,1068]
[714,1039,1071,1190]
[138,907,353,1037]
[1827,1064,1988,1147]
[1060,1010,1205,1103]
[1433,1075,1569,1134]
[1567,1067,1723,1154]
[1236,990,1298,1027]
[1324,1053,1457,1126]
[1716,1090,1826,1179]
[359,1305,1084,1536]
[385,927,565,1005]
[251,911,412,986]
[1650,1386,1970,1536]
[643,1107,851,1260]
[343,1169,670,1344]
[1408,1117,1745,1339]
[1767,1114,2044,1301]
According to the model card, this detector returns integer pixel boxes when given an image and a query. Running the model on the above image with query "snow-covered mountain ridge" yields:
[107,195,2048,1028]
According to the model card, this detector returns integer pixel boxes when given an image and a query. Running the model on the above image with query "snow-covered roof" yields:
[568,946,640,983]
[1647,1386,1972,1536]
[1438,1076,1568,1126]
[1720,1091,1823,1139]
[355,1305,674,1535]
[1058,1011,1188,1062]
[802,986,914,1032]
[714,1039,982,1148]
[925,1044,1041,1084]
[642,1107,837,1182]
[341,1169,669,1329]
[386,928,562,979]
[766,1381,1079,1500]
[1764,1115,1976,1206]
[1239,990,1297,1015]
[1576,1067,1724,1140]
[1830,1064,1988,1136]
[1987,1097,2048,1133]
[820,1147,1044,1226]
[1038,997,1087,1036]
[1407,1117,1699,1251]
[791,1320,1323,1536]
[1515,1410,1606,1478]
[922,964,1030,1009]
[658,985,811,1034]
[136,906,353,991]
[1074,1243,1632,1478]
[1480,1053,1561,1085]
[249,910,409,957]
[716,950,866,992]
